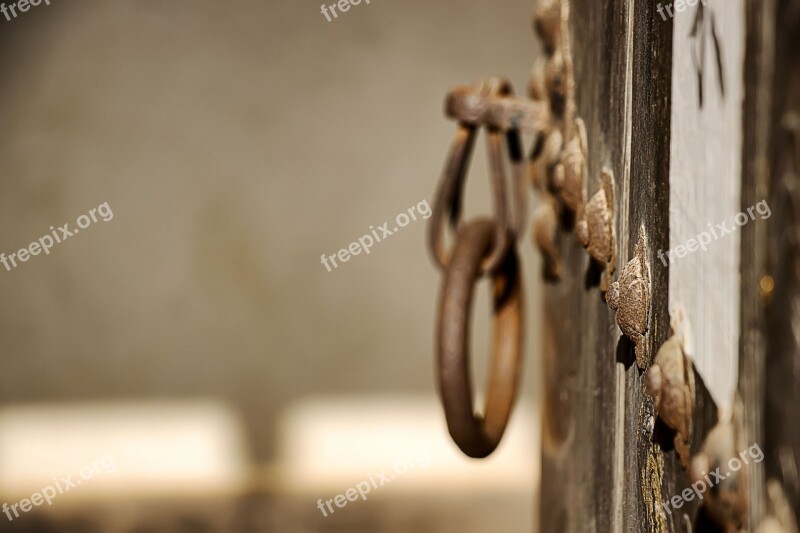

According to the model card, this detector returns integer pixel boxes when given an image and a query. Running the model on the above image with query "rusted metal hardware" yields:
[756,480,799,533]
[532,197,562,280]
[430,0,610,460]
[606,228,652,367]
[429,78,531,274]
[529,0,570,197]
[533,0,560,54]
[689,408,748,532]
[552,118,587,212]
[430,77,533,459]
[530,127,564,194]
[534,0,568,121]
[528,0,569,281]
[576,168,616,291]
[528,125,565,283]
[646,334,696,468]
[444,86,551,134]
[436,218,523,458]
[528,0,618,289]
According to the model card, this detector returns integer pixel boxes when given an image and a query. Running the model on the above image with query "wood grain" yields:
[539,1,720,531]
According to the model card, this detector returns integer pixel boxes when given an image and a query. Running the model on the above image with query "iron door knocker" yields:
[429,77,539,458]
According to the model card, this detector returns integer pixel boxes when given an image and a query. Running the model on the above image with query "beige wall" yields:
[0,0,542,461]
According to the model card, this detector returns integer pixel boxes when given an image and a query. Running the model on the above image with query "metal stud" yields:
[606,227,651,367]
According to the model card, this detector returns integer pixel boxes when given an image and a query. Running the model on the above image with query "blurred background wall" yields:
[0,1,547,530]
[0,0,543,463]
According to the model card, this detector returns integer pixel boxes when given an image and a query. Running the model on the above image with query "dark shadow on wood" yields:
[691,367,720,458]
[694,505,725,533]
[583,258,603,290]
[652,417,677,456]
[615,335,636,369]
[559,206,575,231]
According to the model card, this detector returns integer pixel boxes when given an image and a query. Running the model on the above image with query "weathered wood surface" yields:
[739,0,774,529]
[741,0,800,528]
[539,1,721,531]
[762,0,800,522]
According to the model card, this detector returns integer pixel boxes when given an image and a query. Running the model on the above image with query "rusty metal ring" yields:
[428,77,525,275]
[437,218,523,458]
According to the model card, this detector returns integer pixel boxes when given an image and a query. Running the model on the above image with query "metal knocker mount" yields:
[428,76,536,458]
[429,0,620,458]
[428,77,534,275]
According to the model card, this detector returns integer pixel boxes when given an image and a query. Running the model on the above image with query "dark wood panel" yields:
[539,1,720,531]
[764,0,800,521]
[739,0,775,529]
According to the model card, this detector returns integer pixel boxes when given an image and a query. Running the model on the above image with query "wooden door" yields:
[538,0,799,531]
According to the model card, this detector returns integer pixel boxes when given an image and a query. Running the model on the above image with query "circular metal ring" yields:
[437,218,523,458]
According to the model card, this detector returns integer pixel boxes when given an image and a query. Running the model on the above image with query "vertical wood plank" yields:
[539,1,721,531]
[741,0,800,527]
[762,0,800,519]
[739,0,775,528]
